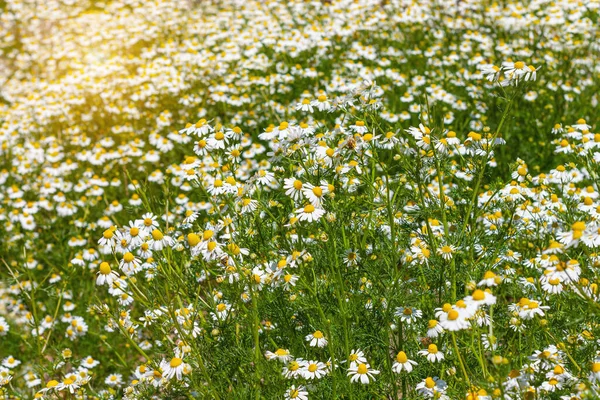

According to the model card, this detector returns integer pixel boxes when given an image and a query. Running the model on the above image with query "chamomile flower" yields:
[437,244,457,260]
[464,289,497,308]
[160,356,189,381]
[285,385,308,400]
[517,298,550,320]
[392,351,418,373]
[105,374,123,387]
[347,349,367,368]
[416,376,447,397]
[439,308,470,331]
[347,363,379,384]
[302,182,328,207]
[282,359,303,379]
[343,249,361,267]
[305,330,327,348]
[301,360,328,380]
[119,252,142,276]
[296,204,326,222]
[427,319,444,338]
[2,356,20,369]
[395,306,423,324]
[265,349,293,363]
[284,178,305,201]
[419,344,445,363]
[96,262,119,286]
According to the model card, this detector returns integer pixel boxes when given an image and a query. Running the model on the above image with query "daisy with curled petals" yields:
[265,348,293,363]
[206,130,230,150]
[464,289,497,308]
[296,204,325,222]
[427,319,444,338]
[416,376,447,397]
[502,61,528,79]
[160,355,189,381]
[96,262,119,286]
[98,227,117,250]
[149,229,175,251]
[347,363,379,384]
[418,344,445,363]
[478,270,501,287]
[255,169,275,186]
[285,385,308,400]
[305,330,327,348]
[186,119,213,137]
[211,302,232,321]
[119,252,142,276]
[301,360,328,380]
[479,63,501,82]
[523,64,540,81]
[239,198,259,214]
[406,124,431,148]
[37,379,59,396]
[439,308,470,332]
[392,351,418,374]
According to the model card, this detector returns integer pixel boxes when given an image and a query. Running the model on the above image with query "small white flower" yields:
[347,363,380,384]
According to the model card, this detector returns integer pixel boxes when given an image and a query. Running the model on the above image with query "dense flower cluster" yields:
[1,0,600,398]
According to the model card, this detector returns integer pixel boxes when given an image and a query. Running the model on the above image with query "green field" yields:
[1,0,600,398]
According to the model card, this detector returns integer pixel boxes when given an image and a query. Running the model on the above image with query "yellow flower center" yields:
[170,357,183,368]
[46,380,59,388]
[188,233,201,246]
[99,262,111,275]
[275,349,288,356]
[472,289,485,301]
[447,310,459,321]
[396,351,408,363]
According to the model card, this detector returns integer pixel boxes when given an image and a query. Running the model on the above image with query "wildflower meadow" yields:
[1,0,600,398]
